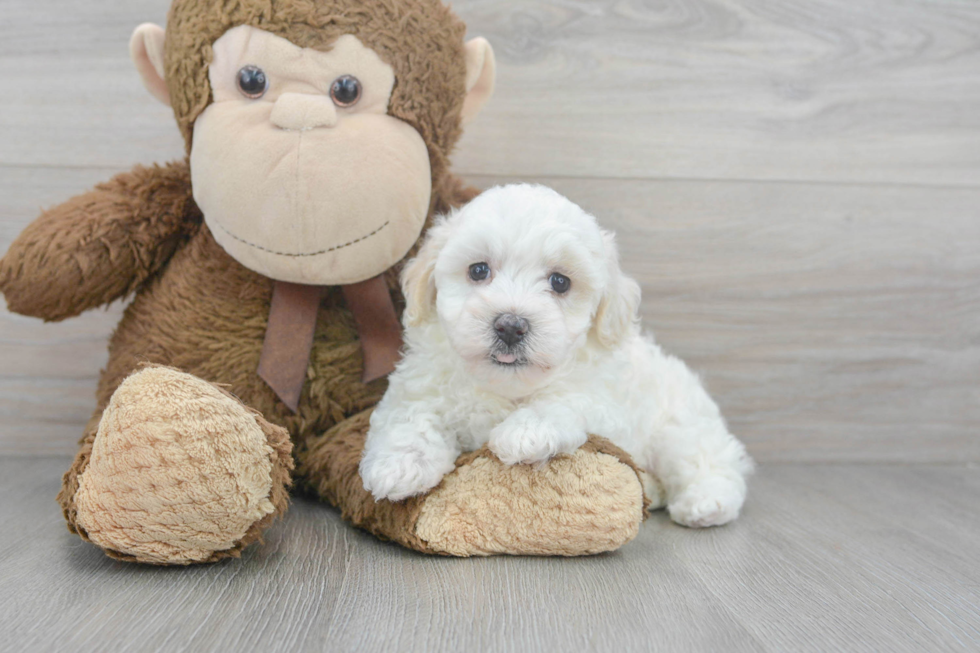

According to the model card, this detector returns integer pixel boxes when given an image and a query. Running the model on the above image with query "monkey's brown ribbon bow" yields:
[257,276,402,412]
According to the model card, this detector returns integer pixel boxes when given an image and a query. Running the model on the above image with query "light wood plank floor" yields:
[2,458,978,652]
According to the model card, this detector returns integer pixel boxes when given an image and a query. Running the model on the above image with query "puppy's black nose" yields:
[494,313,529,347]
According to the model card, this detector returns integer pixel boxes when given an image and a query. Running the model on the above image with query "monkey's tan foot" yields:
[299,412,646,557]
[69,367,293,565]
[414,437,647,556]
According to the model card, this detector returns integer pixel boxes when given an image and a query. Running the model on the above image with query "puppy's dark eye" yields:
[469,262,491,281]
[237,65,268,99]
[549,272,571,294]
[330,75,361,107]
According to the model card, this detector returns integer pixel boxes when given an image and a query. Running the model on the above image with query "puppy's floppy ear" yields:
[593,231,641,348]
[402,217,453,327]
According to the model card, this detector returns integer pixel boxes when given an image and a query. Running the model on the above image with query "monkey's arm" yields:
[0,161,198,321]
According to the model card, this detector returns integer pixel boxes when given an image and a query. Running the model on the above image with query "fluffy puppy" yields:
[360,184,753,527]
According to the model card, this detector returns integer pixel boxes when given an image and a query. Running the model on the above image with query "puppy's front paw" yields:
[668,476,746,528]
[489,408,586,465]
[359,447,455,502]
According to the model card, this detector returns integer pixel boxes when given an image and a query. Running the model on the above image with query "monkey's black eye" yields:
[236,65,268,99]
[330,75,361,107]
[469,262,491,282]
[549,273,571,294]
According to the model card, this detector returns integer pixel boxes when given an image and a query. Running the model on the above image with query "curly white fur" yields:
[360,184,754,527]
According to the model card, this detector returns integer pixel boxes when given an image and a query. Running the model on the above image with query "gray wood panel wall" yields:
[1,0,978,461]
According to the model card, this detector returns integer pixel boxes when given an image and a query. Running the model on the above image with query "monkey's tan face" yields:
[190,26,432,285]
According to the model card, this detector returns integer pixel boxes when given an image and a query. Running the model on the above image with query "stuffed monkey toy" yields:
[0,0,648,564]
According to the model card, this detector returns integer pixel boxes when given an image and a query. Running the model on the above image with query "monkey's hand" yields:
[0,160,198,321]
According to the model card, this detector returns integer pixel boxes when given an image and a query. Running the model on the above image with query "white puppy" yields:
[359,184,753,527]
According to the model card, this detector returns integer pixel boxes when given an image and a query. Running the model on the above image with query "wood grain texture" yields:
[452,0,980,185]
[1,457,978,652]
[2,0,980,185]
[1,1,979,459]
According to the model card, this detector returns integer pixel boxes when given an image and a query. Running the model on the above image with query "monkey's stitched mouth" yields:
[210,219,390,258]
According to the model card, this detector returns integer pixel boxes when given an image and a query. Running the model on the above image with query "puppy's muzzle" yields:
[493,313,529,347]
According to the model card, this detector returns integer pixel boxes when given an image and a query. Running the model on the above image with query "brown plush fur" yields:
[0,162,198,322]
[37,162,475,561]
[0,0,646,563]
[297,410,439,553]
[165,0,469,186]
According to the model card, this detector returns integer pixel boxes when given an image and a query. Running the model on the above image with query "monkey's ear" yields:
[130,23,171,107]
[461,37,495,124]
